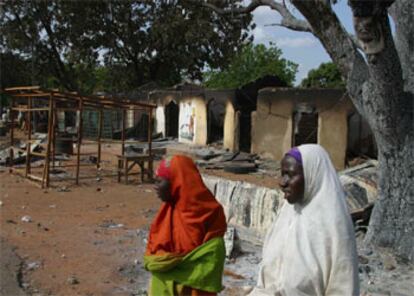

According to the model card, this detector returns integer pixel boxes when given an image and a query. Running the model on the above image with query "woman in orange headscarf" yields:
[144,155,227,296]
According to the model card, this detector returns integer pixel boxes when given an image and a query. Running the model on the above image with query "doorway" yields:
[292,111,318,146]
[165,101,179,138]
[207,98,224,144]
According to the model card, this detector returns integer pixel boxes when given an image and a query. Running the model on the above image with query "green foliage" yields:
[0,1,103,92]
[300,62,345,88]
[203,44,298,88]
[0,52,32,87]
[1,0,253,94]
[0,52,29,108]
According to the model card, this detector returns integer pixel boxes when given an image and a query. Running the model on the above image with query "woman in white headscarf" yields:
[249,144,359,296]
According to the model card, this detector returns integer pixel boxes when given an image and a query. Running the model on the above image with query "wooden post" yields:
[147,107,153,179]
[121,109,126,156]
[51,105,57,169]
[42,94,54,188]
[75,99,84,185]
[47,99,57,187]
[97,109,103,169]
[117,158,122,183]
[120,109,126,182]
[9,97,14,171]
[25,97,32,177]
[124,158,128,184]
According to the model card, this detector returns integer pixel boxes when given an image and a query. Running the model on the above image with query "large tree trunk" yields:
[365,0,414,261]
[366,132,414,261]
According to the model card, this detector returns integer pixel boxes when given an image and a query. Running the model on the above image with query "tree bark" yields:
[389,0,414,94]
[364,0,414,261]
[366,133,414,261]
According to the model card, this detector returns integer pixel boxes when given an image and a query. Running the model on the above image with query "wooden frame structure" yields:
[4,86,156,188]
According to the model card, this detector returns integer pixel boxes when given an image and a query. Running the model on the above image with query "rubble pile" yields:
[196,151,259,174]
[0,133,47,166]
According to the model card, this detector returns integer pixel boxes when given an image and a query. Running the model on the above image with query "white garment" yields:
[249,144,359,296]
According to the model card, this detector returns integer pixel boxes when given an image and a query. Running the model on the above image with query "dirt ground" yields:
[0,168,162,296]
[0,134,281,296]
[0,124,284,295]
[2,135,413,296]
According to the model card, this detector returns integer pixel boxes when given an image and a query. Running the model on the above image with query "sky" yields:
[248,1,355,85]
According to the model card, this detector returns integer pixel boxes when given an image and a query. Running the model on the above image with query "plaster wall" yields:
[155,106,165,136]
[178,97,207,145]
[318,100,351,170]
[251,93,293,161]
[192,97,207,146]
[223,101,237,151]
[252,88,352,169]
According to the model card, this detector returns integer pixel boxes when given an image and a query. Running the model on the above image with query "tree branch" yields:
[290,0,369,114]
[35,4,78,91]
[12,12,34,45]
[196,0,311,32]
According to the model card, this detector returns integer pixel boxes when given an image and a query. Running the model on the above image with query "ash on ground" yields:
[219,229,414,296]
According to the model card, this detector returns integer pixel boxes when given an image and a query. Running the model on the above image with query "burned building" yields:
[150,83,206,145]
[150,80,375,169]
[252,88,375,169]
[151,76,286,151]
[233,75,287,152]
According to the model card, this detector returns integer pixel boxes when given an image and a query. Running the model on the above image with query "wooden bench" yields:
[116,154,153,184]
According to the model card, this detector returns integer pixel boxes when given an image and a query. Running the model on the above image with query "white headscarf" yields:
[249,144,359,296]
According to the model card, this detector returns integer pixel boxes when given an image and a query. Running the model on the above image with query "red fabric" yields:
[146,155,227,255]
[155,159,171,180]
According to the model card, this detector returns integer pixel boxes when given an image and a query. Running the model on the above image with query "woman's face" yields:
[280,156,305,204]
[154,177,172,202]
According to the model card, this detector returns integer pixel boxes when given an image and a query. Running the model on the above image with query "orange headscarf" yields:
[155,158,171,180]
[146,155,227,255]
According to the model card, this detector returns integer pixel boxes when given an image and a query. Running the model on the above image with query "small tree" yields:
[301,62,345,88]
[204,43,298,88]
